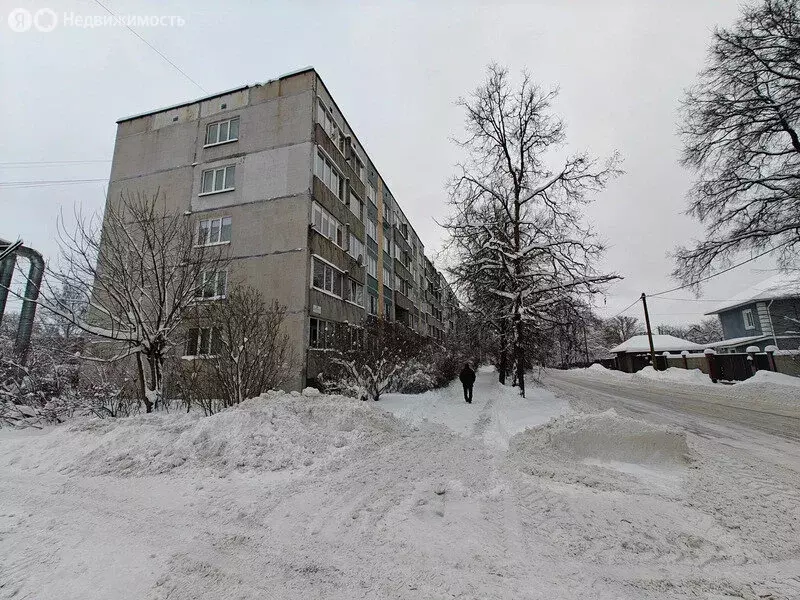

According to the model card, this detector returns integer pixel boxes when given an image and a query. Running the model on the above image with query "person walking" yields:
[459,363,475,404]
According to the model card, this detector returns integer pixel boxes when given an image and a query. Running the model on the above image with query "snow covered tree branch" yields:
[675,0,800,284]
[444,65,622,396]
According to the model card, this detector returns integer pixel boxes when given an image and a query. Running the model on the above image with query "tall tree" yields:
[602,315,642,347]
[676,0,800,283]
[445,65,621,397]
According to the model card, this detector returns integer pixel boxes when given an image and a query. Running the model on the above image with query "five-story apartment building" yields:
[106,68,456,389]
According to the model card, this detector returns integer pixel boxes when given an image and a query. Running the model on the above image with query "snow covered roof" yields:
[609,334,705,354]
[706,335,768,348]
[706,273,800,315]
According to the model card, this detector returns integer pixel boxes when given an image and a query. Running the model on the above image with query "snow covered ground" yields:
[1,368,799,599]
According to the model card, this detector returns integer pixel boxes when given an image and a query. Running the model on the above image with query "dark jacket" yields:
[459,365,476,386]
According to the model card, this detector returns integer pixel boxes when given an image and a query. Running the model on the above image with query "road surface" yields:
[543,368,800,471]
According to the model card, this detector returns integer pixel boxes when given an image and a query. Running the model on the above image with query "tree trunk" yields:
[498,319,507,385]
[135,353,152,413]
[514,313,526,398]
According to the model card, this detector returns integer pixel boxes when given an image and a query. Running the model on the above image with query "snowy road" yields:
[545,369,800,442]
[2,368,800,599]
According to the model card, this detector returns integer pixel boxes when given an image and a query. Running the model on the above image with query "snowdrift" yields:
[0,391,411,477]
[508,410,691,493]
[633,366,712,386]
[510,410,691,466]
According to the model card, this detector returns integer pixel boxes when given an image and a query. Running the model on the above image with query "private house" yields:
[705,273,800,353]
[609,334,704,373]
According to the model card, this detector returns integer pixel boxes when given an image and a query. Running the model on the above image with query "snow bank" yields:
[510,410,691,467]
[0,391,410,477]
[740,370,800,388]
[633,366,713,386]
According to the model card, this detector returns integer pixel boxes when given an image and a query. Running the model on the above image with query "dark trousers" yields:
[462,383,473,403]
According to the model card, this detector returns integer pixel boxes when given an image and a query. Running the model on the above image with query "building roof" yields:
[705,335,767,349]
[610,334,705,354]
[116,66,315,123]
[706,272,800,315]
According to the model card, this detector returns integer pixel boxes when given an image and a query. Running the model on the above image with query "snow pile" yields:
[569,363,629,380]
[633,366,712,386]
[511,410,690,466]
[0,391,410,477]
[728,370,800,409]
[508,410,691,493]
[740,370,800,388]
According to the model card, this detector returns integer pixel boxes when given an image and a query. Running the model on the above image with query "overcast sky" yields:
[1,0,780,326]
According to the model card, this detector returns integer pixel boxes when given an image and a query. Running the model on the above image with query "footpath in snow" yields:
[1,367,799,599]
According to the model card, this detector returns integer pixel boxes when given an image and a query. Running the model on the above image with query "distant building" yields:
[609,334,704,373]
[104,67,458,389]
[705,273,800,353]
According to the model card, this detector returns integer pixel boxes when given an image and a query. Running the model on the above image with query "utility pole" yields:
[641,292,657,370]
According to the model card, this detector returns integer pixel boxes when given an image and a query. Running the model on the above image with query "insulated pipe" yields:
[13,245,45,362]
[0,250,15,327]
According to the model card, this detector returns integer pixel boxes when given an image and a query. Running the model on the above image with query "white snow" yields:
[1,367,799,598]
[707,271,800,314]
[633,365,714,386]
[609,334,705,354]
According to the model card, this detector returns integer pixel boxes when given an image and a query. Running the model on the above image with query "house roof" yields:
[705,335,767,348]
[610,334,705,354]
[706,272,800,315]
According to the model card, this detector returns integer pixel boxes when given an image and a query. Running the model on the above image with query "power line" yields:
[0,160,111,166]
[607,297,640,319]
[650,244,786,298]
[93,0,207,95]
[0,178,107,189]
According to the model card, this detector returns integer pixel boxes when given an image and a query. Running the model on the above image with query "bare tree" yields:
[602,315,642,347]
[38,191,225,413]
[201,286,295,409]
[444,65,621,397]
[676,0,800,283]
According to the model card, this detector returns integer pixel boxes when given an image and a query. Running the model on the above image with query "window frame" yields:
[311,255,344,299]
[311,202,346,249]
[184,326,221,358]
[347,278,365,309]
[199,165,236,195]
[314,148,345,200]
[204,116,240,147]
[196,216,232,247]
[742,308,756,330]
[194,269,228,301]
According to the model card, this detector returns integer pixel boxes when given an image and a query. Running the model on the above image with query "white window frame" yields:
[196,216,232,247]
[199,165,236,195]
[204,116,240,147]
[317,99,344,153]
[367,293,378,315]
[195,269,228,301]
[383,266,393,290]
[366,254,377,278]
[348,233,365,262]
[311,255,344,299]
[184,326,220,358]
[366,218,377,241]
[311,202,345,249]
[315,148,344,200]
[366,183,377,207]
[347,278,365,309]
[742,308,755,330]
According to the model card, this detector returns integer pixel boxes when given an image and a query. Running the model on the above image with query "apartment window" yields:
[383,266,392,289]
[743,308,755,330]
[366,254,377,278]
[349,192,364,222]
[315,149,344,199]
[195,269,228,300]
[354,156,365,183]
[383,235,392,257]
[197,216,232,246]
[367,183,377,207]
[368,294,378,315]
[383,202,392,225]
[311,202,345,248]
[366,218,377,241]
[205,117,239,146]
[200,165,235,194]
[317,99,344,151]
[349,234,365,262]
[312,257,343,297]
[186,327,220,356]
[348,279,364,307]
